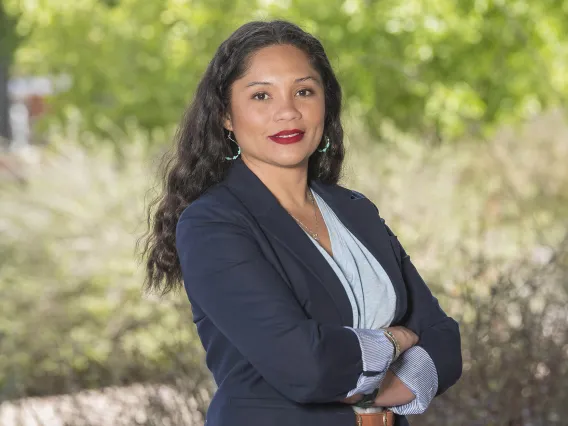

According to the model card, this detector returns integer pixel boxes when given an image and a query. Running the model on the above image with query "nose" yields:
[273,96,302,121]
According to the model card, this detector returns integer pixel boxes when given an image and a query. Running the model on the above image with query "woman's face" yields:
[224,44,326,169]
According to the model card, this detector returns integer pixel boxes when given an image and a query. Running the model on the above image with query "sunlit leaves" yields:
[8,0,568,141]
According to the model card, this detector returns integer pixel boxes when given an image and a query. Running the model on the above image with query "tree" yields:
[0,0,21,148]
[10,0,568,143]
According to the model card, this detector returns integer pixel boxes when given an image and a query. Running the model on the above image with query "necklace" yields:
[289,187,320,242]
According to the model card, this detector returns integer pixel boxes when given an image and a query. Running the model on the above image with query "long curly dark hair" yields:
[139,20,347,295]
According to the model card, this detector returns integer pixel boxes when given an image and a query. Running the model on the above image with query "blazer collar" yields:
[222,157,354,216]
[222,157,405,326]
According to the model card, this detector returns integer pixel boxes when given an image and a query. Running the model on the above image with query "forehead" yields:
[239,44,317,82]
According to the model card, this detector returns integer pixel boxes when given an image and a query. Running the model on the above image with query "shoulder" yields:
[176,183,249,241]
[315,178,374,202]
[334,182,380,211]
[331,183,391,228]
[174,185,261,278]
[347,188,369,201]
[175,184,258,260]
[178,183,250,226]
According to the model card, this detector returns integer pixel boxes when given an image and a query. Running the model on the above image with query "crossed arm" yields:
[331,192,462,413]
[339,330,432,412]
[176,199,462,408]
[333,215,462,413]
[341,370,415,406]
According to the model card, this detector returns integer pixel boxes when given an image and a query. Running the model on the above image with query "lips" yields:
[271,129,304,137]
[268,129,305,144]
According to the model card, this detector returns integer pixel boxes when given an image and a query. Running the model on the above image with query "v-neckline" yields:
[310,187,337,260]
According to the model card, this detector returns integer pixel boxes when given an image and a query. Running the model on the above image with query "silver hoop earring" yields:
[225,131,241,161]
[317,136,330,153]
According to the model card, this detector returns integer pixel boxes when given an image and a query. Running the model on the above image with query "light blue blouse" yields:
[299,187,439,415]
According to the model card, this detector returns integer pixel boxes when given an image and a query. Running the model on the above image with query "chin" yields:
[271,153,311,168]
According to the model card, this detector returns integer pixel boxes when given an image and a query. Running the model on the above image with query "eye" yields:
[297,88,313,97]
[252,92,269,101]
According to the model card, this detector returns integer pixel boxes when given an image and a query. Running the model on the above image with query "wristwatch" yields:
[353,387,380,408]
[353,329,401,409]
[382,329,401,362]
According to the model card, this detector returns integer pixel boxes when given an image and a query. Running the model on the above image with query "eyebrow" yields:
[244,75,322,88]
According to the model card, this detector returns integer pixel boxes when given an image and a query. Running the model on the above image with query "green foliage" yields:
[10,0,256,136]
[9,0,568,142]
[0,124,209,398]
[0,0,24,58]
[1,110,566,402]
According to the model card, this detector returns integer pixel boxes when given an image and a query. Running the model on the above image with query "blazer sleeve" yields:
[176,198,373,404]
[380,216,463,396]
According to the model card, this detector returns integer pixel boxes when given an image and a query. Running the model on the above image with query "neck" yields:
[241,155,311,210]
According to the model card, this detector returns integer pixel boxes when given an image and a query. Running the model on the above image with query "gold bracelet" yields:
[382,329,401,362]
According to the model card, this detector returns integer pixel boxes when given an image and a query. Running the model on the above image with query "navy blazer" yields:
[175,157,462,426]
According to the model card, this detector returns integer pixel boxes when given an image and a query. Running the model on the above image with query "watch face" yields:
[355,393,376,408]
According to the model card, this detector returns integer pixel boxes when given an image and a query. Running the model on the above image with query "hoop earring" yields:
[317,135,330,153]
[225,131,241,161]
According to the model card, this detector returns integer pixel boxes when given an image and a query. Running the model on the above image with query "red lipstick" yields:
[268,129,305,144]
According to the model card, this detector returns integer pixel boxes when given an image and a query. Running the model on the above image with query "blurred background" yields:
[1,1,567,425]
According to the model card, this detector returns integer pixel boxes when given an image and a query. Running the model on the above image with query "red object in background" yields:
[25,94,48,118]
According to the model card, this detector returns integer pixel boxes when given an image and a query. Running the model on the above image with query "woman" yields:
[141,20,462,426]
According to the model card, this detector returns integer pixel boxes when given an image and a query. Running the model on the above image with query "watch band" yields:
[353,387,380,408]
[382,329,401,362]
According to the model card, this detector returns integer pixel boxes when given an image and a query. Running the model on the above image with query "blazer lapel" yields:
[222,158,405,326]
[310,181,406,324]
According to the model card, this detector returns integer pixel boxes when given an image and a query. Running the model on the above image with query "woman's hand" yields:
[385,326,418,353]
[339,326,418,406]
[340,394,364,404]
[372,370,415,407]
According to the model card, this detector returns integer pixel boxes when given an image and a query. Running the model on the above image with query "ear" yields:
[223,113,233,132]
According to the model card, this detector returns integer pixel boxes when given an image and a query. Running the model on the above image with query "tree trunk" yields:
[0,58,12,148]
[0,0,18,149]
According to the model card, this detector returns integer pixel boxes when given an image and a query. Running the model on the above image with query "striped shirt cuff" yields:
[344,328,395,397]
[390,346,438,415]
